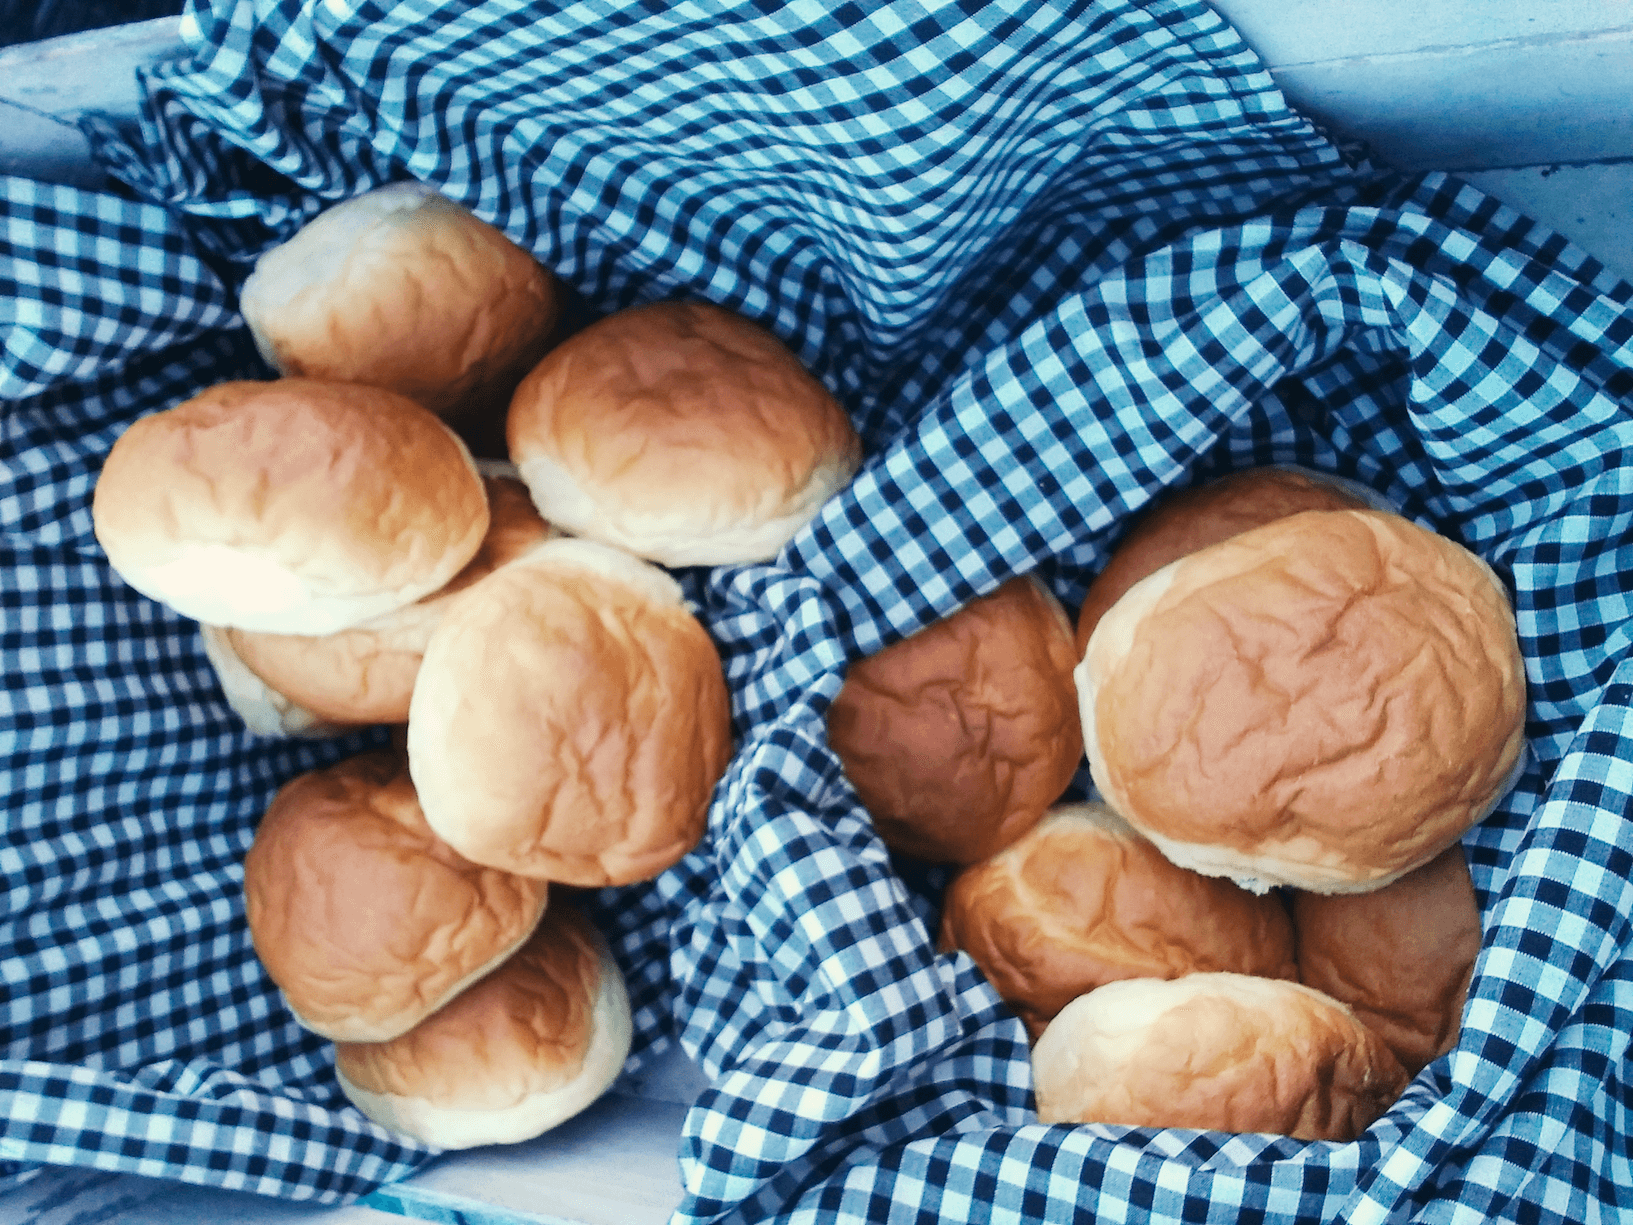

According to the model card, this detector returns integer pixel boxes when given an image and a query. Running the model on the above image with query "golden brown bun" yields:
[1292,843,1481,1074]
[334,902,633,1149]
[506,301,862,565]
[1079,509,1527,894]
[92,378,489,635]
[1032,973,1409,1140]
[826,577,1082,864]
[239,181,561,451]
[1074,467,1372,656]
[407,538,733,886]
[939,803,1296,1038]
[216,473,555,726]
[198,623,350,739]
[242,750,550,1043]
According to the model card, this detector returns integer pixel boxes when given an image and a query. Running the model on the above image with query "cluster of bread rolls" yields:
[87,182,1528,1153]
[89,181,871,1146]
[937,467,1521,1142]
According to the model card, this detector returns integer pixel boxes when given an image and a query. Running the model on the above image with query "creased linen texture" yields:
[3,0,1630,1221]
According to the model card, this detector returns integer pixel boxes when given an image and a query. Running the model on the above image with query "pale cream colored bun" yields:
[198,622,345,739]
[92,378,489,634]
[243,750,551,1043]
[239,181,561,453]
[1292,843,1482,1074]
[407,537,733,886]
[1074,467,1374,656]
[211,471,555,727]
[826,577,1082,864]
[334,902,632,1149]
[939,802,1296,1038]
[506,301,862,565]
[1032,973,1409,1140]
[1078,509,1527,894]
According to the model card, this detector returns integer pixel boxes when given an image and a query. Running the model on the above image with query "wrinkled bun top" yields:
[92,379,489,634]
[1292,843,1482,1074]
[939,802,1296,1038]
[827,577,1083,864]
[242,750,550,1043]
[507,301,862,566]
[239,181,561,445]
[1079,509,1527,894]
[1075,467,1374,655]
[216,471,555,726]
[407,537,733,886]
[1032,972,1409,1140]
[334,902,633,1149]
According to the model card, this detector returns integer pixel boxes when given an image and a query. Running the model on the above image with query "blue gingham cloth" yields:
[5,0,1632,1220]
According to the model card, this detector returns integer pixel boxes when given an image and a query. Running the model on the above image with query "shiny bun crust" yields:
[1074,467,1372,655]
[334,903,633,1149]
[92,379,489,634]
[216,473,554,726]
[507,301,862,566]
[1079,509,1527,894]
[243,751,550,1043]
[239,181,561,438]
[826,577,1083,864]
[407,538,733,886]
[1031,973,1409,1141]
[1292,844,1482,1074]
[939,803,1296,1038]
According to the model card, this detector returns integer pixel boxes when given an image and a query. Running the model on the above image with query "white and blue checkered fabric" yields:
[5,1,1631,1220]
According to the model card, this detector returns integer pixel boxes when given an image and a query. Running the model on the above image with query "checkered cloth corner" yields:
[6,0,1632,1219]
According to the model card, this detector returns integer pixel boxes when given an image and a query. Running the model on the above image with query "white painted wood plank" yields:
[1208,0,1633,65]
[0,1165,405,1225]
[1463,163,1633,286]
[360,1046,704,1225]
[371,1091,692,1225]
[1263,32,1633,170]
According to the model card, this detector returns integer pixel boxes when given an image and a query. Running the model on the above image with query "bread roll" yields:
[407,538,733,886]
[198,622,346,739]
[239,181,561,453]
[1292,843,1482,1074]
[506,301,862,565]
[243,750,550,1043]
[335,902,633,1149]
[92,378,489,634]
[826,577,1082,864]
[209,470,554,727]
[1032,973,1409,1140]
[1078,508,1527,894]
[939,803,1296,1037]
[1075,467,1373,655]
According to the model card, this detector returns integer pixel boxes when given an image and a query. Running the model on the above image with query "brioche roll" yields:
[335,903,632,1148]
[507,301,862,565]
[1075,467,1374,655]
[93,378,488,635]
[827,577,1082,864]
[1292,843,1482,1074]
[1032,973,1409,1140]
[1078,509,1526,894]
[243,750,550,1043]
[239,181,561,452]
[940,803,1296,1038]
[407,538,732,886]
[211,470,554,728]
